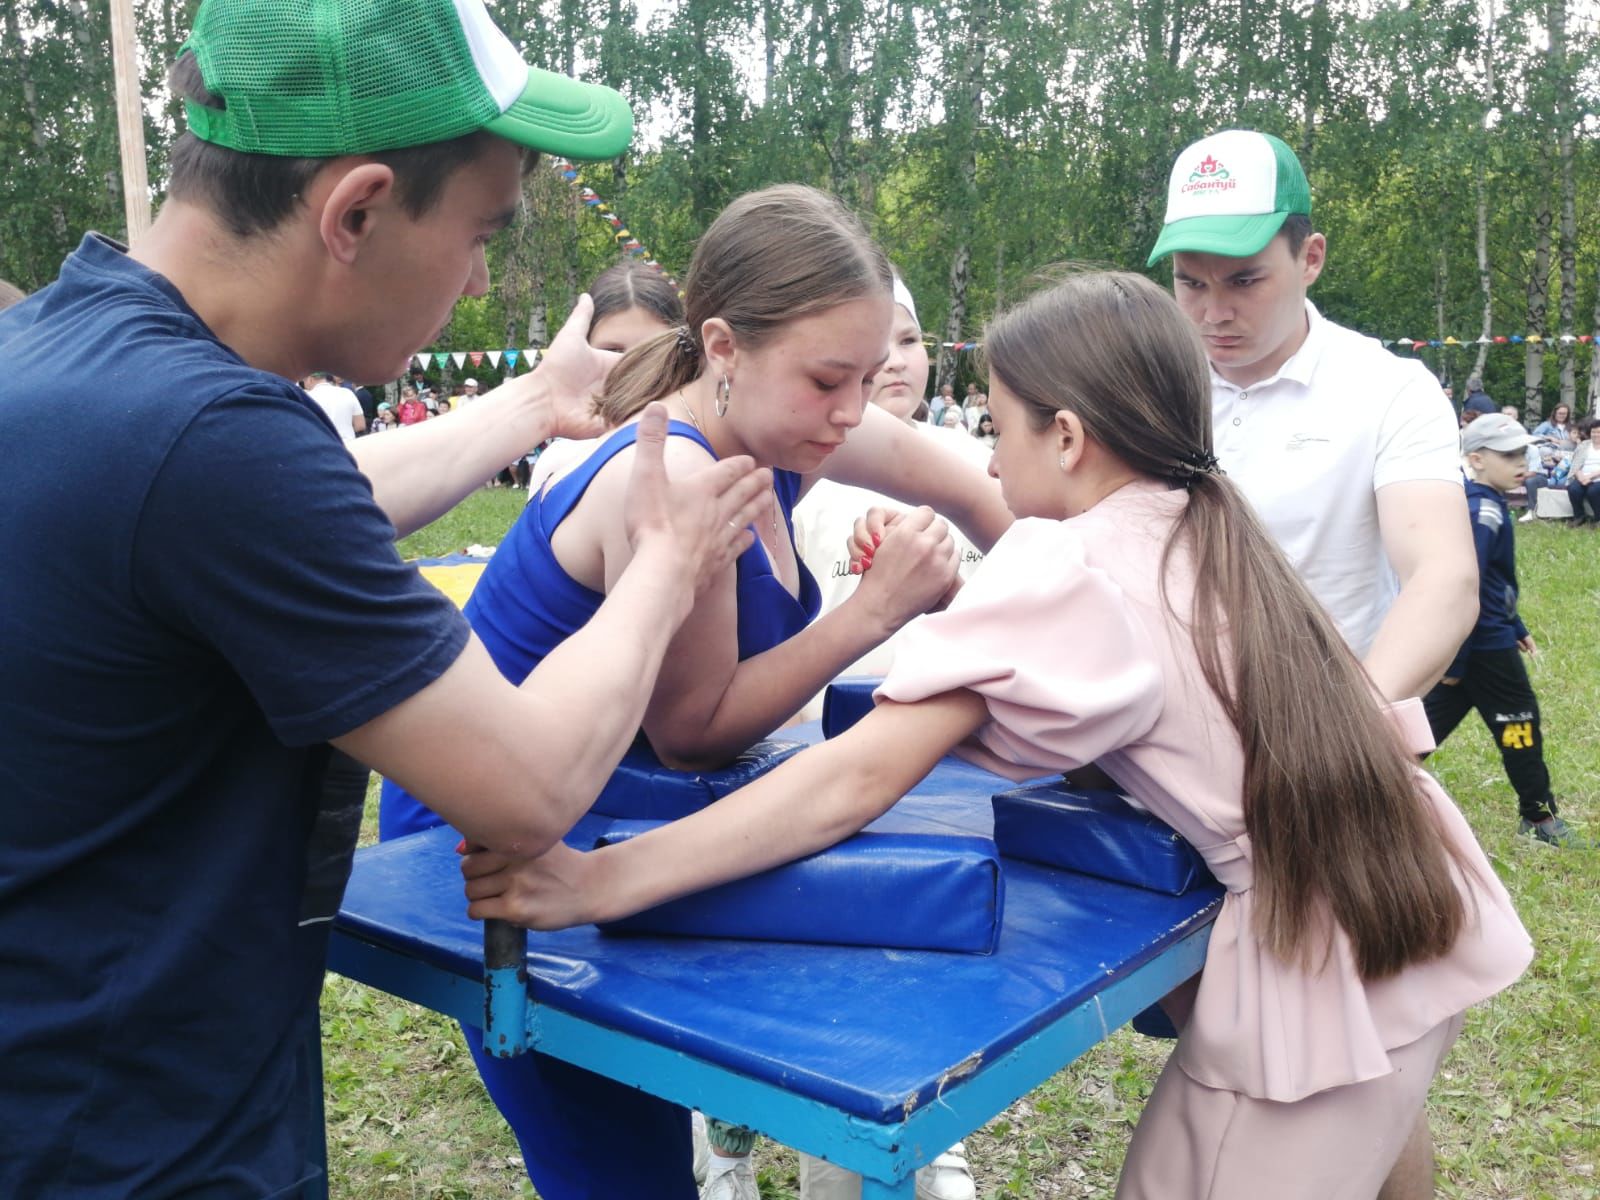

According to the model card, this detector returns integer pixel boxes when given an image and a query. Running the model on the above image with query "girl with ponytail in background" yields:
[465,269,1532,1200]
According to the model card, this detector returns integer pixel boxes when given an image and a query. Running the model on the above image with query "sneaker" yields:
[916,1143,977,1200]
[700,1152,758,1200]
[1520,815,1578,845]
[1519,510,1536,523]
[692,1111,710,1187]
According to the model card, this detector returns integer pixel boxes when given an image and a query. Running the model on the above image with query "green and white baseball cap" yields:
[1146,130,1311,266]
[180,0,632,160]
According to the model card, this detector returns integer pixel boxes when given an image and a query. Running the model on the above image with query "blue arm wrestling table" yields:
[328,732,1221,1198]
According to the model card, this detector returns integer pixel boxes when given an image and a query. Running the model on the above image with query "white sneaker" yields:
[916,1143,976,1200]
[701,1151,759,1200]
[692,1111,710,1186]
[1519,510,1536,522]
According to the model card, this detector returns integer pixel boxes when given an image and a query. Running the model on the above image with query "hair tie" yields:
[675,327,699,359]
[1171,449,1224,490]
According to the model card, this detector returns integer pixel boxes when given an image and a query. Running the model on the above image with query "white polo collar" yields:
[1209,300,1326,395]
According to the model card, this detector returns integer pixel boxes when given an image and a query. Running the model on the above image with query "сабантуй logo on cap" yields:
[1181,153,1235,197]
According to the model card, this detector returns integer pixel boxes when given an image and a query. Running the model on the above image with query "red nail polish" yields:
[849,562,861,575]
[872,532,882,547]
[456,839,468,854]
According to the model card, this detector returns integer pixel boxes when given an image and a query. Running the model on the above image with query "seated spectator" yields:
[973,411,997,447]
[939,405,966,430]
[1533,403,1576,449]
[964,391,990,432]
[1564,417,1600,524]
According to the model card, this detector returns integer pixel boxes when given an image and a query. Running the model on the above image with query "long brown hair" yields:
[983,268,1466,980]
[587,261,684,334]
[598,184,890,425]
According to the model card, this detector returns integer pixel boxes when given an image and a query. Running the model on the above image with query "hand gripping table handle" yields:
[483,919,530,1057]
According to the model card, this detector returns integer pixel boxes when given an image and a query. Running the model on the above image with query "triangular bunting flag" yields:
[414,353,428,369]
[451,351,467,369]
[487,350,502,367]
[433,352,448,369]
[469,351,485,367]
[504,349,520,369]
[524,348,540,363]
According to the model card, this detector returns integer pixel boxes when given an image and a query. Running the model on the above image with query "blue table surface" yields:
[336,749,1223,1126]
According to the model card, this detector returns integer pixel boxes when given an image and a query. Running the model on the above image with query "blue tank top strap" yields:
[540,419,715,530]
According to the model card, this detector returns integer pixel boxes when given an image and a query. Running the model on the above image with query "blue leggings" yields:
[464,1024,697,1199]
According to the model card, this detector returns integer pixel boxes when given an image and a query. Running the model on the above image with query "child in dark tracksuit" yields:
[1425,414,1574,844]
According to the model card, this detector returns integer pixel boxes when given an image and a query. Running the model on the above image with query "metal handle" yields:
[482,918,530,1057]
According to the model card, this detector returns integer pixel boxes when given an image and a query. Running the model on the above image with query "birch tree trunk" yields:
[1523,180,1552,416]
[1472,164,1491,381]
[936,0,992,392]
[1550,0,1576,410]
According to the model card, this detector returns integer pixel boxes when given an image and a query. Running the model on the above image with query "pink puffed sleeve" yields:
[876,519,1164,774]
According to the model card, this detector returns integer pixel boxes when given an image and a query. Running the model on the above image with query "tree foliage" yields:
[3,0,1595,408]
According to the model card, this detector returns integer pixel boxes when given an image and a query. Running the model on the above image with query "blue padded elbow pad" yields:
[821,677,883,739]
[595,821,1006,954]
[590,739,806,820]
[991,784,1215,896]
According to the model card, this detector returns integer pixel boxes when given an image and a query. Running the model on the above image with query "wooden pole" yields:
[108,0,152,244]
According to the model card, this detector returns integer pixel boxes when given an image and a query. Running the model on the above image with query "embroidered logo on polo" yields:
[1181,155,1236,196]
[1285,433,1331,451]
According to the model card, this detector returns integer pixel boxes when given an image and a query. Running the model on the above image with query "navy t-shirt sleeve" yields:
[132,384,470,746]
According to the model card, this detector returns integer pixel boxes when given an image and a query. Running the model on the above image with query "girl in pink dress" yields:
[461,270,1533,1199]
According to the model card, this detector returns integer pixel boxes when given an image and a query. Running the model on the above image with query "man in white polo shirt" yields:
[1148,130,1477,705]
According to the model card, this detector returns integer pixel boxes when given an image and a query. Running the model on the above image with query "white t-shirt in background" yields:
[308,382,364,444]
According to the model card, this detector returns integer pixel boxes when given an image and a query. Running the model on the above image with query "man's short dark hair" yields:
[165,52,538,238]
[1280,213,1313,259]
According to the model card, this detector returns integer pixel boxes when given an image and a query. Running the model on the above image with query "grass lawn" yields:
[324,492,1600,1198]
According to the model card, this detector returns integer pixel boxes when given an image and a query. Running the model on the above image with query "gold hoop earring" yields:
[716,374,732,418]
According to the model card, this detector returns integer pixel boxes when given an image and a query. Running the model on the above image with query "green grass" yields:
[323,505,1600,1198]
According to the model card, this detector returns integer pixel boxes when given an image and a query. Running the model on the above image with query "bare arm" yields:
[351,297,613,537]
[821,404,1012,551]
[633,502,959,769]
[461,689,991,928]
[1365,479,1479,700]
[334,406,773,853]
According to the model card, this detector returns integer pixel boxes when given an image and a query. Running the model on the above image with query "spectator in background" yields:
[963,389,989,432]
[1564,417,1600,524]
[928,381,956,428]
[973,411,997,447]
[1462,374,1495,420]
[939,406,965,430]
[397,384,428,425]
[1426,414,1575,845]
[436,397,453,416]
[304,372,366,443]
[1533,403,1575,450]
[459,377,481,407]
[372,403,396,431]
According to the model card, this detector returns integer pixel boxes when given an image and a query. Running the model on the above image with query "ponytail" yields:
[599,326,702,425]
[984,268,1467,979]
[1172,473,1466,978]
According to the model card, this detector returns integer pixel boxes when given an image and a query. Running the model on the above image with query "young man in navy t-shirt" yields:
[0,0,771,1194]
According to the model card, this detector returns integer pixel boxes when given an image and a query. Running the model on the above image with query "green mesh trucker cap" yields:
[180,0,633,160]
[1146,130,1311,265]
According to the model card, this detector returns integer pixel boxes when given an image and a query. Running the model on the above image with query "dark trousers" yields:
[1424,646,1556,823]
[1566,478,1600,519]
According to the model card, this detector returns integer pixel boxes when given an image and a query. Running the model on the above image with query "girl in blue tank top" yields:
[379,193,1013,1200]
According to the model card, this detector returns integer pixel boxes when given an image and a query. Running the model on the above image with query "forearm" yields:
[649,596,895,769]
[516,541,698,826]
[353,386,558,537]
[594,699,974,921]
[1363,567,1479,700]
